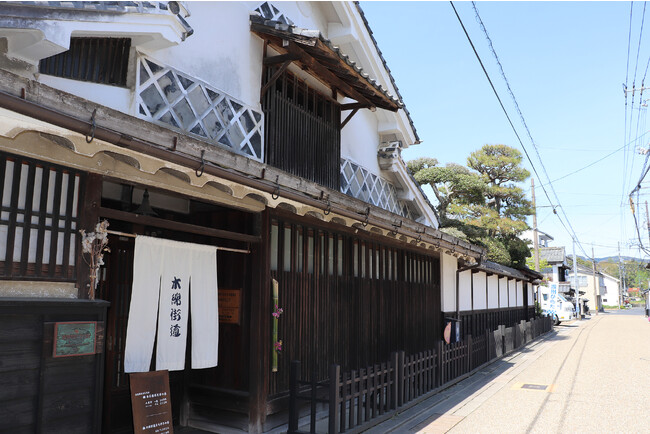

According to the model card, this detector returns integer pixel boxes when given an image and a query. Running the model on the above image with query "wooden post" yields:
[329,364,340,434]
[390,352,398,409]
[467,335,473,372]
[310,365,317,433]
[249,210,270,432]
[289,361,300,434]
[397,351,405,407]
[77,172,101,299]
[436,340,443,387]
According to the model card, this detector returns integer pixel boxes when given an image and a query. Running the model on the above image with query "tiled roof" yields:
[2,1,194,37]
[251,14,403,111]
[477,260,543,281]
[539,247,566,264]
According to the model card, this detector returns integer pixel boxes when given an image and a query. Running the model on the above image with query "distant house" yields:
[628,288,641,298]
[568,264,606,311]
[539,247,572,294]
[600,272,620,306]
[522,229,554,248]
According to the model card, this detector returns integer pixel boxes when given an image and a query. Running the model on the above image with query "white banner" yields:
[125,236,218,373]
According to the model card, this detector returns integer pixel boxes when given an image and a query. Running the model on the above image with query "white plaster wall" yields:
[39,75,133,114]
[341,108,382,174]
[602,276,619,304]
[440,253,457,312]
[552,264,560,282]
[487,275,499,309]
[28,0,410,179]
[516,280,524,307]
[137,2,264,111]
[458,270,472,312]
[499,277,508,308]
[508,279,516,308]
[473,271,487,310]
[527,283,534,306]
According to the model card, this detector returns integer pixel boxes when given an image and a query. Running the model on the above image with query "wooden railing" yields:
[288,316,552,433]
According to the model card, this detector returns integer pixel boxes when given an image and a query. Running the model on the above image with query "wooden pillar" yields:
[248,210,270,433]
[77,172,101,299]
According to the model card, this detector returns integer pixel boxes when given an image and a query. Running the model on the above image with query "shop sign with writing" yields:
[218,289,241,325]
[53,321,97,357]
[130,370,174,434]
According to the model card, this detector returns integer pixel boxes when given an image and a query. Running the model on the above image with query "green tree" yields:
[408,145,533,267]
[525,252,550,271]
[407,158,485,225]
[465,144,532,237]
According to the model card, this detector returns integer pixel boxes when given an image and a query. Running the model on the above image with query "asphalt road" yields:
[370,308,650,433]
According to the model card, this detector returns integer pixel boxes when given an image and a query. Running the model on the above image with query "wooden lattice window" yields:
[0,153,83,280]
[39,37,131,87]
[263,69,341,189]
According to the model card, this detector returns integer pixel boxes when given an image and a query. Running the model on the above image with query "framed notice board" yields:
[129,370,173,434]
[218,288,241,325]
[53,321,97,357]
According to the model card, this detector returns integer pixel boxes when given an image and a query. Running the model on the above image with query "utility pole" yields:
[618,242,623,309]
[531,178,539,271]
[645,201,650,247]
[592,245,599,315]
[573,239,580,319]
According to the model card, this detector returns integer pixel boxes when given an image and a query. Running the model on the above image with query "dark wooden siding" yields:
[268,213,441,396]
[0,299,108,433]
[263,69,341,190]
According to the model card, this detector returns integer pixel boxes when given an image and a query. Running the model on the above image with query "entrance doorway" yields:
[96,181,258,432]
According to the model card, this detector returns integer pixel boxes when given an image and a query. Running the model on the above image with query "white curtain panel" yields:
[124,236,218,373]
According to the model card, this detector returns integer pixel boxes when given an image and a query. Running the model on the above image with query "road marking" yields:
[511,382,554,392]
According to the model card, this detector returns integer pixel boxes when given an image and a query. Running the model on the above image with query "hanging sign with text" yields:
[129,370,174,434]
[218,289,241,324]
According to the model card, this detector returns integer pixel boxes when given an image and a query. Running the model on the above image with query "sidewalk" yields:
[364,321,580,433]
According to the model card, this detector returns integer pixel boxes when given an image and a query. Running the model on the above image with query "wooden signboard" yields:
[129,370,173,434]
[219,288,241,325]
[53,321,97,357]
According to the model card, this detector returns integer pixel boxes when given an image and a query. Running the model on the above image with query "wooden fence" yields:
[288,316,552,433]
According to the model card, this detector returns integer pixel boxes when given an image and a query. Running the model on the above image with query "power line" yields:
[463,1,590,259]
[543,129,650,186]
[632,1,647,88]
[622,1,634,204]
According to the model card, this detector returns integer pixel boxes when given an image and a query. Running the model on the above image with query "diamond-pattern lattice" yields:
[254,1,294,25]
[340,158,415,220]
[136,54,264,161]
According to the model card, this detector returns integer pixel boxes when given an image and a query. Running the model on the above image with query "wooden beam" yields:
[263,53,300,65]
[340,103,372,111]
[98,206,261,244]
[252,23,400,111]
[311,38,400,110]
[260,60,292,99]
[251,23,317,47]
[341,108,358,129]
[286,42,374,107]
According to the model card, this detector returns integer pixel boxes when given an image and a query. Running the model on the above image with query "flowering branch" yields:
[272,304,284,319]
[80,220,110,300]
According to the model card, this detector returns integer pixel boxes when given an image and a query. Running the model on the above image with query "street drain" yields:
[511,382,554,392]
